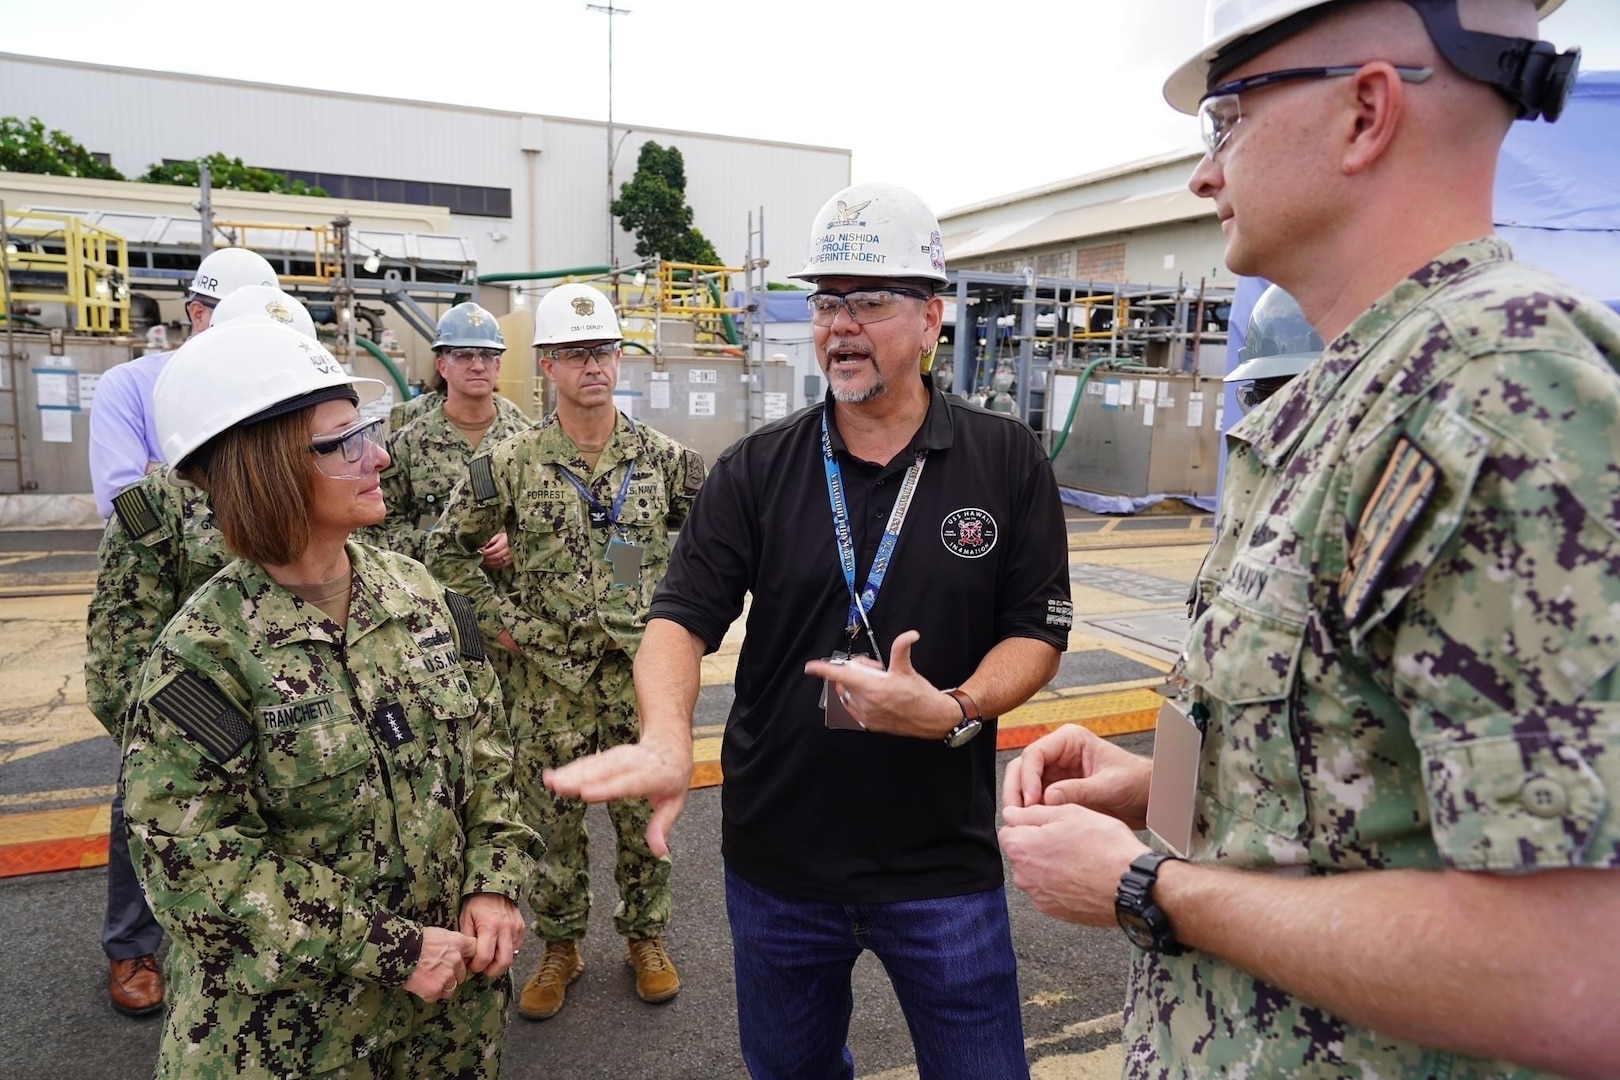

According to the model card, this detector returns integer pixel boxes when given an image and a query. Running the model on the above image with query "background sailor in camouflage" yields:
[1000,4,1620,1080]
[84,288,320,1021]
[123,319,538,1079]
[428,282,702,1020]
[363,302,531,567]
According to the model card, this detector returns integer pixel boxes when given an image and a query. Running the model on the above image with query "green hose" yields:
[0,313,45,327]
[706,279,740,346]
[474,266,613,284]
[1047,357,1112,461]
[352,335,411,401]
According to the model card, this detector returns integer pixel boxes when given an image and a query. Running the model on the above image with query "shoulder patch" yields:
[149,670,253,764]
[1339,435,1440,625]
[469,456,497,504]
[681,449,706,497]
[112,485,163,542]
[443,590,487,663]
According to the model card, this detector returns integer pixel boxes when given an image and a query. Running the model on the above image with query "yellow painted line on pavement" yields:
[0,784,116,811]
[0,803,112,877]
[1069,528,1210,550]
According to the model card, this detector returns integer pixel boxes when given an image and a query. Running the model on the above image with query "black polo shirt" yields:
[650,382,1072,903]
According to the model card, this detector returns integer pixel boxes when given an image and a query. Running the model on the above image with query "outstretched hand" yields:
[545,741,691,857]
[802,630,959,740]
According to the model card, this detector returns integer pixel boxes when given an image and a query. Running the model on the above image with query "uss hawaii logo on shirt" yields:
[941,507,998,559]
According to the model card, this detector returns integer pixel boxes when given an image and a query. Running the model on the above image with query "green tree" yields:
[139,153,326,196]
[0,116,125,180]
[611,141,720,265]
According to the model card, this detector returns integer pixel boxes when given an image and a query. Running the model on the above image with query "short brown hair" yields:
[185,409,314,566]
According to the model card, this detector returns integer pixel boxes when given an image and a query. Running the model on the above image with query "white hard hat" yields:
[189,247,278,301]
[210,285,318,339]
[533,283,622,346]
[155,320,383,470]
[789,181,947,286]
[1163,0,1567,115]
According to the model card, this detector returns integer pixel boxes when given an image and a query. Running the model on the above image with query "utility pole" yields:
[196,159,214,258]
[587,2,631,267]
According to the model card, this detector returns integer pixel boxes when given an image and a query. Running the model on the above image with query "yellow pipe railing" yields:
[0,210,131,333]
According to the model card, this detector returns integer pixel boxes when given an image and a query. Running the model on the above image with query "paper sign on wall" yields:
[689,392,716,417]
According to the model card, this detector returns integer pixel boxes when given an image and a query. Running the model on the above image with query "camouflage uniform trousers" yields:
[509,647,671,942]
[155,958,512,1080]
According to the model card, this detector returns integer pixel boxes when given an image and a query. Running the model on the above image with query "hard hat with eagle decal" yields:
[433,302,507,351]
[533,283,623,346]
[789,181,949,288]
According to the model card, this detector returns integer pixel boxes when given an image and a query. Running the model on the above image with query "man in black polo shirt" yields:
[548,180,1072,1080]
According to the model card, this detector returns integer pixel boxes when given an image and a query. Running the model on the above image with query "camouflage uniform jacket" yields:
[1125,238,1620,1079]
[84,469,232,741]
[123,542,539,1077]
[363,395,532,562]
[426,412,705,696]
[388,388,443,434]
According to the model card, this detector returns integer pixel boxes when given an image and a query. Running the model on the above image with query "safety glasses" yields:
[441,347,503,366]
[309,416,386,479]
[806,287,930,327]
[1198,64,1433,158]
[547,342,621,368]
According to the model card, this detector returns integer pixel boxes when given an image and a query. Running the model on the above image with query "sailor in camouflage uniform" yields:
[84,288,317,1019]
[427,283,704,1020]
[363,303,532,565]
[122,319,539,1079]
[1000,4,1620,1079]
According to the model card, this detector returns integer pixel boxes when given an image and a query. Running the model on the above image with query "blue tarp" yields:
[1494,71,1620,311]
[727,290,812,323]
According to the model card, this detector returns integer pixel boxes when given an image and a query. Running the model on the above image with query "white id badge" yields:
[1145,699,1201,858]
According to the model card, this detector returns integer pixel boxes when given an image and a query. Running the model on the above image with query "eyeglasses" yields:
[1198,64,1434,158]
[806,287,930,327]
[309,416,387,479]
[441,347,503,366]
[547,342,621,368]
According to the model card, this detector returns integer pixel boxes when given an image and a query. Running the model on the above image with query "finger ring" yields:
[448,981,457,993]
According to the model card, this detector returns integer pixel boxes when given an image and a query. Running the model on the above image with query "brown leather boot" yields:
[517,940,584,1021]
[626,937,679,1004]
[109,954,164,1017]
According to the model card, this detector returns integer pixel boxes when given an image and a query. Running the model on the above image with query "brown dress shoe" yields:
[109,954,165,1017]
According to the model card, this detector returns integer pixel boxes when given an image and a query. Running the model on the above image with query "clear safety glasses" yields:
[805,287,931,327]
[1198,64,1434,158]
[441,347,503,366]
[547,342,621,368]
[309,416,386,479]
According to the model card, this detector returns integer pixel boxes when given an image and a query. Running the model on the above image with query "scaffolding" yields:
[940,268,1233,433]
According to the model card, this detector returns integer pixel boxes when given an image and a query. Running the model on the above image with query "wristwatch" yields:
[1114,852,1186,955]
[942,688,983,748]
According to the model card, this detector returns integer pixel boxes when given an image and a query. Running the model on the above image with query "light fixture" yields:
[363,252,381,274]
[95,280,110,296]
[632,270,646,288]
[511,287,526,309]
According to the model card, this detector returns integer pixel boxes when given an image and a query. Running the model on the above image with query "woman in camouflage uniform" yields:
[122,319,540,1080]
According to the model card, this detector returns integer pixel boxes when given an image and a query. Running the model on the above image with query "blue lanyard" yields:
[821,411,927,645]
[556,419,638,531]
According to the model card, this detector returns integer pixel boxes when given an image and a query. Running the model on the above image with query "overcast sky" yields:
[6,0,1618,213]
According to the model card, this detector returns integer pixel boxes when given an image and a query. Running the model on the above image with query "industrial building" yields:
[0,52,850,281]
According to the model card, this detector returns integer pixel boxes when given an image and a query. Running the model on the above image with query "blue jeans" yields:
[724,868,1030,1080]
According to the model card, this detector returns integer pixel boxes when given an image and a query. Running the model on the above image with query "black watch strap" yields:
[1114,851,1186,955]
